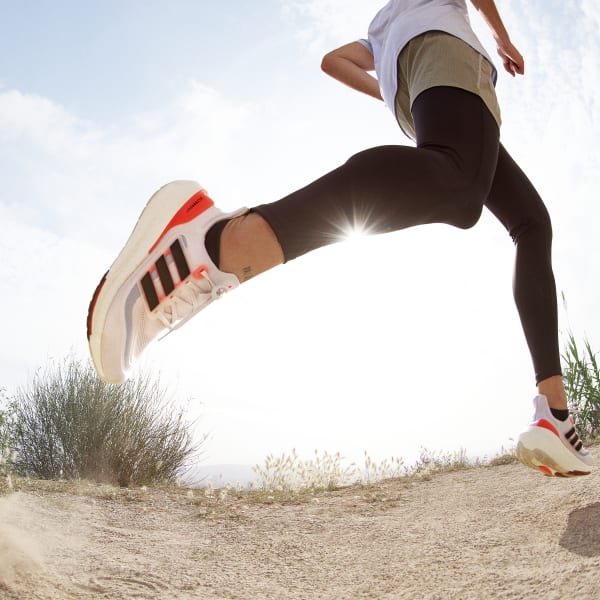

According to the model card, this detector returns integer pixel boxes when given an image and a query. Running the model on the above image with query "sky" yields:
[1,0,599,472]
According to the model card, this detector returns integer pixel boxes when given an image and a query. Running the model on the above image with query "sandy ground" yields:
[1,453,599,600]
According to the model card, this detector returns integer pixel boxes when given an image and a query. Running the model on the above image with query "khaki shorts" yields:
[394,31,501,140]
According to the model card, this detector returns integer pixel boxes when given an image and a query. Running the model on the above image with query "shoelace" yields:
[155,270,228,335]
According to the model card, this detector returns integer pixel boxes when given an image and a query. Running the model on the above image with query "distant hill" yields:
[185,464,256,488]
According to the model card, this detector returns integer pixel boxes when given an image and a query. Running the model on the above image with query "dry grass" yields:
[2,440,597,514]
[1,427,592,511]
[10,357,200,487]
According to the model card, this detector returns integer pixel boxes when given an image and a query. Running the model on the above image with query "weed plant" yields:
[562,332,600,440]
[0,388,16,489]
[253,449,356,492]
[10,357,200,486]
[253,448,405,494]
[0,388,13,450]
[403,447,473,476]
[251,447,497,497]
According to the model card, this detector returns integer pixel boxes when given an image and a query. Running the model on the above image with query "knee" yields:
[511,204,553,246]
[534,205,553,241]
[454,198,484,229]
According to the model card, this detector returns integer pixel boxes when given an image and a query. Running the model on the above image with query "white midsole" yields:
[517,427,591,472]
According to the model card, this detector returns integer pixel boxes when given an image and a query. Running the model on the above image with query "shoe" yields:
[87,180,246,384]
[516,395,593,477]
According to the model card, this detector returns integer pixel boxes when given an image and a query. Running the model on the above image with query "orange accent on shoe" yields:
[149,189,214,253]
[87,272,108,339]
[538,465,553,476]
[534,419,560,438]
[192,266,208,279]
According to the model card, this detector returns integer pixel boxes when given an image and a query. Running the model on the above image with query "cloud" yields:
[0,89,88,151]
[278,0,382,50]
[0,84,252,247]
[582,0,600,27]
[0,202,110,386]
[0,83,254,391]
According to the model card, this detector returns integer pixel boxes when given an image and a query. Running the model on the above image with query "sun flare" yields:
[343,225,369,243]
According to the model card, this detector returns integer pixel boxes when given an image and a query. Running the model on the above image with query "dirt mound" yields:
[1,455,598,599]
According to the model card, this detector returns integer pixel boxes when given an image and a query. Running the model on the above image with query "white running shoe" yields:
[87,180,246,384]
[516,395,593,477]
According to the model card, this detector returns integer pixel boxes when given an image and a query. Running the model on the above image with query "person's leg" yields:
[473,145,591,475]
[213,86,499,276]
[218,212,284,283]
[483,145,566,408]
[88,87,500,385]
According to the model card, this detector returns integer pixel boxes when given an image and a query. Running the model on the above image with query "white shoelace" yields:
[155,270,227,335]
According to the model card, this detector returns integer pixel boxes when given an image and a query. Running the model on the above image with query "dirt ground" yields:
[1,452,599,600]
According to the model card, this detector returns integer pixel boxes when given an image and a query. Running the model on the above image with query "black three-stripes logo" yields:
[565,426,584,452]
[140,239,191,311]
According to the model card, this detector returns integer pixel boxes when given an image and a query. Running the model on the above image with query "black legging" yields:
[253,86,560,384]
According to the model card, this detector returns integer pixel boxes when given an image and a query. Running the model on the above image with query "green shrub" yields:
[11,357,201,486]
[0,388,16,483]
[562,332,600,441]
[0,407,6,452]
[0,388,9,447]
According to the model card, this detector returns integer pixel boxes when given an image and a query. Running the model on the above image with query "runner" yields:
[87,0,593,477]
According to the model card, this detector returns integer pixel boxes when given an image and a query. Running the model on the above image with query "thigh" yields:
[484,144,551,237]
[398,31,502,140]
[412,86,499,192]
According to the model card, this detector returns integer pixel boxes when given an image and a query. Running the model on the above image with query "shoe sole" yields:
[516,427,591,477]
[87,180,209,383]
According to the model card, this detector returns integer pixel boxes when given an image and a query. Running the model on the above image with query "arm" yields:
[470,0,524,76]
[321,41,383,101]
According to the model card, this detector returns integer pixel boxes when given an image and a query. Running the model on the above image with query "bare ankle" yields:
[219,213,284,282]
[538,375,568,411]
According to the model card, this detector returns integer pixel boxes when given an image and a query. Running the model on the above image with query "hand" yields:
[496,39,524,76]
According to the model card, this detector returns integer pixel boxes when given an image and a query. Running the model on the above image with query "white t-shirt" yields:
[360,0,497,113]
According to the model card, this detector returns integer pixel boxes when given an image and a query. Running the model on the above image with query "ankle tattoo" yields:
[241,266,253,282]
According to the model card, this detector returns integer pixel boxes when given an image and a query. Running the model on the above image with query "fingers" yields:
[504,58,518,77]
[502,57,514,76]
[497,45,525,77]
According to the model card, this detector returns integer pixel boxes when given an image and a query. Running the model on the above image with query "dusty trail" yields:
[1,455,599,599]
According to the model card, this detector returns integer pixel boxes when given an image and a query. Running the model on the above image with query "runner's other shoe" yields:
[516,395,593,477]
[87,180,246,384]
